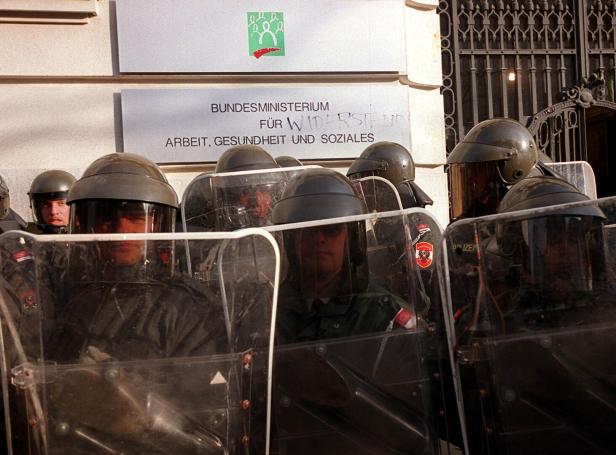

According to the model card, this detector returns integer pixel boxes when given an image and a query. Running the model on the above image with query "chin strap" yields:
[40,224,68,234]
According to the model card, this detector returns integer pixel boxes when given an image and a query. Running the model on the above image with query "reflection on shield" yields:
[0,230,279,455]
[544,161,597,199]
[181,166,320,284]
[352,176,403,213]
[181,166,320,233]
[440,196,616,455]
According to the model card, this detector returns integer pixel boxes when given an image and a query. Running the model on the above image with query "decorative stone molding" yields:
[562,72,607,109]
[0,0,98,24]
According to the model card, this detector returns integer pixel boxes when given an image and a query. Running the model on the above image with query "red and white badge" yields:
[415,242,433,269]
[416,223,431,235]
[393,308,416,329]
[13,250,33,263]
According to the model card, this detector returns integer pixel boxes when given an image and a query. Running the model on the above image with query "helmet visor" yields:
[449,162,507,220]
[347,158,387,179]
[68,201,176,280]
[70,200,175,235]
[519,215,603,297]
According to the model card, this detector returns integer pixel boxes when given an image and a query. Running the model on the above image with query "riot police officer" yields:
[444,175,614,455]
[0,153,278,455]
[271,168,410,343]
[47,152,226,362]
[347,141,437,320]
[27,170,76,234]
[208,145,282,230]
[447,118,538,221]
[496,175,608,305]
[0,174,27,233]
[347,141,433,208]
[269,168,448,455]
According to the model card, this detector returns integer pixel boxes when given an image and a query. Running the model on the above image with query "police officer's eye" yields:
[119,211,146,222]
[322,224,345,237]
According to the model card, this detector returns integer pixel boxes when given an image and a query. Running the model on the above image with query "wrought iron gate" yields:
[439,0,616,161]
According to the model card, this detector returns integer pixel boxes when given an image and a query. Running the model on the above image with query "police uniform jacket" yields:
[276,281,409,344]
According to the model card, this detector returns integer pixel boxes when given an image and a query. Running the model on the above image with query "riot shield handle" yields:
[10,362,55,389]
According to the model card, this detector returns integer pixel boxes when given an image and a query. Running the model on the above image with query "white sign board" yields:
[116,0,405,73]
[121,86,411,163]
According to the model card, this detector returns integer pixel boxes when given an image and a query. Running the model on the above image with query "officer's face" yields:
[541,231,584,295]
[524,217,592,296]
[238,188,273,219]
[40,198,70,227]
[99,210,154,266]
[295,224,348,284]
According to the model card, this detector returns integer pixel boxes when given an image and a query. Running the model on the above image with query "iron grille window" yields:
[439,0,616,155]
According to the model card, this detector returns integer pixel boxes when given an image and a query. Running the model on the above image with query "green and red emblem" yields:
[247,12,285,58]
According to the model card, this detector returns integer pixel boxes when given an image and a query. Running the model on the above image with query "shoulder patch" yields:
[415,242,433,269]
[392,308,416,329]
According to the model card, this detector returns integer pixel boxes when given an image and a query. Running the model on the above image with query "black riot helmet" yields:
[347,142,415,185]
[275,155,303,168]
[272,168,367,224]
[68,153,178,235]
[347,142,433,208]
[215,145,279,173]
[497,176,603,217]
[272,169,369,295]
[496,176,606,298]
[28,170,76,233]
[67,153,178,280]
[0,174,10,220]
[448,118,538,220]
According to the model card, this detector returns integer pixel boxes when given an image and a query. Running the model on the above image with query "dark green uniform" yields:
[276,282,412,344]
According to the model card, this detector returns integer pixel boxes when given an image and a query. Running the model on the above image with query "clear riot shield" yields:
[264,209,453,455]
[440,196,616,455]
[181,166,321,233]
[544,161,597,199]
[0,229,280,455]
[352,176,403,212]
[181,166,320,279]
